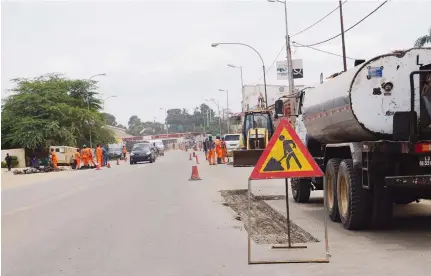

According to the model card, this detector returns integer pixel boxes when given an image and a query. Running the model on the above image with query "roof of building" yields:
[104,125,129,139]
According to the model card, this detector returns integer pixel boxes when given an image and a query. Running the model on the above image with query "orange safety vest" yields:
[81,148,89,158]
[51,152,58,163]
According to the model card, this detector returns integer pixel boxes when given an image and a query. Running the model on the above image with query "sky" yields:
[2,0,430,126]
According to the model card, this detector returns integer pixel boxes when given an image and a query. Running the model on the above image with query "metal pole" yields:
[86,73,106,148]
[283,1,296,125]
[285,178,292,247]
[218,103,222,135]
[262,65,268,108]
[86,95,92,149]
[247,178,252,264]
[226,90,230,133]
[339,0,347,72]
[165,108,169,137]
[239,66,244,88]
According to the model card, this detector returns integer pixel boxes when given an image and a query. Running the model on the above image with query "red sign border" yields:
[250,118,324,180]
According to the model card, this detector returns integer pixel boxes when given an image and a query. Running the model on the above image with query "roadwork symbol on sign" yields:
[250,118,324,180]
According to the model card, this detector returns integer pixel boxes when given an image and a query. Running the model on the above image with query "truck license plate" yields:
[419,156,431,167]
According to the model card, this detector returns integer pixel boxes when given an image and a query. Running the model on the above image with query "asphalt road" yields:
[2,151,288,276]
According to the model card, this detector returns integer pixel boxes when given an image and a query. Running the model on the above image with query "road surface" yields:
[2,150,430,276]
[2,151,285,276]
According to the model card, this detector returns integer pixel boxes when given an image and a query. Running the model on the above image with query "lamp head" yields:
[211,43,219,47]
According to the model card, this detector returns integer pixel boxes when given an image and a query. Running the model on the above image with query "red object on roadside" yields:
[189,159,201,181]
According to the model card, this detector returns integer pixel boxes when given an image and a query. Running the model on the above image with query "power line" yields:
[253,1,348,83]
[294,0,389,47]
[254,43,286,83]
[292,41,357,60]
[291,0,348,37]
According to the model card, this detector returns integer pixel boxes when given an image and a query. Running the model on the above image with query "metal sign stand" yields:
[247,178,331,264]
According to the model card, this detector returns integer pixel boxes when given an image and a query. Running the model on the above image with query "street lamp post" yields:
[87,73,106,149]
[102,95,117,109]
[160,108,168,137]
[206,98,222,136]
[227,64,245,112]
[218,89,229,133]
[268,0,296,123]
[211,43,268,108]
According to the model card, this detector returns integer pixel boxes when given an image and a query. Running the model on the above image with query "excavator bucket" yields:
[232,149,265,167]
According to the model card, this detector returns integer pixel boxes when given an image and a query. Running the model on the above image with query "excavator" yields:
[232,96,275,167]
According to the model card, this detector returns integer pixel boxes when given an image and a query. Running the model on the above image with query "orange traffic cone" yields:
[189,159,201,181]
[196,155,199,164]
[117,159,120,165]
[189,153,192,160]
[96,163,101,170]
[107,162,111,168]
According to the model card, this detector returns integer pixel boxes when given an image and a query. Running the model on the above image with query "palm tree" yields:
[414,27,431,48]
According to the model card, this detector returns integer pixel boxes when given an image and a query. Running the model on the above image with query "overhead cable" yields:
[291,0,347,37]
[294,0,389,47]
[292,41,358,60]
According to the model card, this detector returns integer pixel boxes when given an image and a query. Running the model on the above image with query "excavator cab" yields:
[233,110,274,167]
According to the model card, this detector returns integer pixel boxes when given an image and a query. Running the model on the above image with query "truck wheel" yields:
[325,158,342,222]
[291,178,311,203]
[336,159,372,230]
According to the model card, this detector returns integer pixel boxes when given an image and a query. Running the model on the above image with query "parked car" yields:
[152,140,165,156]
[129,143,156,164]
[223,134,242,157]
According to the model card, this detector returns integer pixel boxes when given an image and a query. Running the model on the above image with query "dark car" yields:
[130,143,156,164]
[107,145,122,159]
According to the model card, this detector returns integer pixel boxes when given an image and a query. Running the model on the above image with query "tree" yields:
[127,115,144,136]
[1,74,115,150]
[101,112,117,126]
[414,27,431,48]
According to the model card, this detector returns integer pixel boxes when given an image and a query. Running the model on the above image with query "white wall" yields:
[1,148,26,168]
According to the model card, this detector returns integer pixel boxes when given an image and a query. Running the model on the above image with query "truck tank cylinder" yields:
[302,48,431,144]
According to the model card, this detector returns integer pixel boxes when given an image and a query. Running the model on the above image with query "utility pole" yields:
[339,0,347,72]
[282,0,297,125]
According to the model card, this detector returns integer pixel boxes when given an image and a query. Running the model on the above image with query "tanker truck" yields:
[274,48,431,230]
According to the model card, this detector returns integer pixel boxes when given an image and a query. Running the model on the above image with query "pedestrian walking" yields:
[50,148,58,170]
[5,153,12,171]
[74,148,81,169]
[203,138,208,160]
[103,145,109,166]
[96,144,103,166]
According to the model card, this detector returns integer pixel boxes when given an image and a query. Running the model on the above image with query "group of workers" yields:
[50,144,114,170]
[203,135,227,165]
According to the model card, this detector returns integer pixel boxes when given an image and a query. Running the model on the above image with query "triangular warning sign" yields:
[250,118,324,180]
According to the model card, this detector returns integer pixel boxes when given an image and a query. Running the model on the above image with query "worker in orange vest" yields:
[50,148,58,169]
[122,145,127,160]
[221,137,227,164]
[206,136,216,165]
[81,145,90,168]
[215,135,222,164]
[88,147,96,167]
[96,144,103,166]
[74,148,81,169]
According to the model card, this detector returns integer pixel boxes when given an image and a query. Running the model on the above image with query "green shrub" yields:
[2,156,19,168]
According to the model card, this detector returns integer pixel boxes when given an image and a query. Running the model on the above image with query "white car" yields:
[223,134,241,157]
